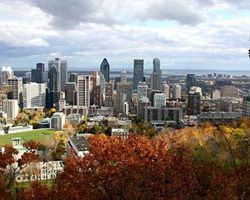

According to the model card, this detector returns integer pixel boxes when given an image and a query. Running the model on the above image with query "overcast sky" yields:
[0,0,250,70]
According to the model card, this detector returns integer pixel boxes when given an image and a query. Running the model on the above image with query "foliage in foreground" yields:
[1,119,250,199]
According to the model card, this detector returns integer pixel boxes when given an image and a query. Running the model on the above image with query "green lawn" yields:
[0,129,57,146]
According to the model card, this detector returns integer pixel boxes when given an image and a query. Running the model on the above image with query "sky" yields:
[0,0,250,70]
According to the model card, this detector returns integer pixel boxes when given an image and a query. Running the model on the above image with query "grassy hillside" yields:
[0,129,57,146]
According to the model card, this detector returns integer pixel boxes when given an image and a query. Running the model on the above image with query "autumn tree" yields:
[0,145,39,198]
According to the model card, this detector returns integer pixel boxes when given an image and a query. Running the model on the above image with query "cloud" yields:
[20,0,216,28]
[26,0,117,29]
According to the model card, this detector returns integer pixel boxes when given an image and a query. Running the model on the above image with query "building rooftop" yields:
[70,135,89,152]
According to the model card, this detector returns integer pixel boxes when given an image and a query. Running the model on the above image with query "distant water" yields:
[14,68,250,78]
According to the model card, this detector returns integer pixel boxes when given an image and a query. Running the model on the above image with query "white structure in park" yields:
[50,112,66,130]
[23,83,46,108]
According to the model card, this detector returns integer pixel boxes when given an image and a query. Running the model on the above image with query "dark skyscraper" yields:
[47,66,59,108]
[133,59,144,90]
[100,58,110,82]
[68,73,78,83]
[186,74,196,92]
[31,63,45,83]
[187,91,200,115]
[48,58,67,92]
[151,58,161,90]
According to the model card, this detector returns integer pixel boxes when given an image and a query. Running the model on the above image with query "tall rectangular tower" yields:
[77,75,90,107]
[48,58,67,92]
[133,59,144,91]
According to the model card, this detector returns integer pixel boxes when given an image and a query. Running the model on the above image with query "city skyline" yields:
[0,0,250,70]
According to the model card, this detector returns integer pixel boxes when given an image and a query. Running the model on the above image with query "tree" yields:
[52,140,66,161]
[0,145,39,198]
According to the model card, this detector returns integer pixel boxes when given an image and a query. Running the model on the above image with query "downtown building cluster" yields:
[1,58,250,130]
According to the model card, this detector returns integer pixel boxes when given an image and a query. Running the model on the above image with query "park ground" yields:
[0,129,57,146]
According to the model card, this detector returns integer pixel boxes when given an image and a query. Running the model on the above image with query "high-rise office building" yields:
[48,58,67,92]
[7,77,23,103]
[90,71,101,107]
[31,63,45,83]
[47,66,59,108]
[137,96,151,120]
[77,75,90,107]
[104,82,114,107]
[100,58,110,82]
[0,66,14,85]
[220,86,239,98]
[186,74,196,92]
[115,82,132,114]
[154,93,166,108]
[0,85,8,111]
[243,96,250,117]
[23,83,46,108]
[151,58,162,90]
[187,91,201,115]
[137,82,148,99]
[2,99,19,119]
[65,82,77,105]
[133,59,144,90]
[172,84,182,99]
[163,83,170,99]
[68,73,78,83]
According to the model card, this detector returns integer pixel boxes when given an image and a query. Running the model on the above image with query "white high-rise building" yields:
[173,84,182,99]
[154,93,166,108]
[2,99,19,119]
[163,83,170,99]
[0,66,14,85]
[23,83,46,108]
[77,75,90,107]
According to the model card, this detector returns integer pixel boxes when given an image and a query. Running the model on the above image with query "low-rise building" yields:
[66,134,90,158]
[51,112,66,130]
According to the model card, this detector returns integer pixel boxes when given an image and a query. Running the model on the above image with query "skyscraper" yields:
[100,58,110,82]
[172,84,182,99]
[187,91,201,115]
[115,82,132,114]
[7,77,23,103]
[133,59,144,90]
[154,93,166,108]
[0,66,14,85]
[104,82,114,107]
[151,58,162,90]
[77,75,90,107]
[65,82,77,105]
[68,73,78,83]
[47,66,59,108]
[243,96,250,117]
[163,83,170,99]
[137,82,148,99]
[31,63,45,83]
[2,99,19,119]
[186,74,196,92]
[48,58,67,92]
[23,83,46,108]
[90,71,101,107]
